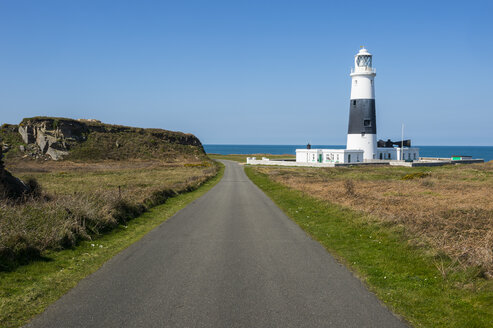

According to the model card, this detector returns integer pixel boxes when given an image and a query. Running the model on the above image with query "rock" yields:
[18,125,35,144]
[46,146,69,160]
[78,118,101,123]
[37,134,49,153]
[36,131,57,153]
[18,118,87,159]
[0,148,29,199]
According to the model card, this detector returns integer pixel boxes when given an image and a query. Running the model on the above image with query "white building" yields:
[295,149,364,164]
[296,47,419,164]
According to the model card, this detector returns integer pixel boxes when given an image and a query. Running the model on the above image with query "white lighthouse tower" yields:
[346,47,377,160]
[290,46,420,166]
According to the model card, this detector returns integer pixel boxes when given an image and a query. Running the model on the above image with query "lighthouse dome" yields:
[354,47,373,68]
[357,47,372,56]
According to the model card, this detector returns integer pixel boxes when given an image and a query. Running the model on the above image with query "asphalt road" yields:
[26,160,407,328]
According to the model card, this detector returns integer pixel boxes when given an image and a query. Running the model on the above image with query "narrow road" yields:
[27,160,407,328]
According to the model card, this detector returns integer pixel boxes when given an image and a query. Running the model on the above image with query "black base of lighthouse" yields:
[348,99,376,134]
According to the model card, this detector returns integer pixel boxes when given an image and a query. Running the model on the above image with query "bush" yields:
[24,177,42,198]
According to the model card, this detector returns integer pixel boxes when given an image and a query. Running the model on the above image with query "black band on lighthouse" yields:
[347,99,377,134]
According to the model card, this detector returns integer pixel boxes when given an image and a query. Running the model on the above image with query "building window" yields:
[414,153,417,160]
[348,154,351,163]
[353,100,356,106]
[364,120,371,127]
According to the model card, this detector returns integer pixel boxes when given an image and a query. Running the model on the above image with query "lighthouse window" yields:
[353,100,356,105]
[357,55,372,67]
[354,80,358,85]
[364,120,371,127]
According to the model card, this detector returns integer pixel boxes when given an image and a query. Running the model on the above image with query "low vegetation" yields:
[0,124,24,160]
[246,163,493,327]
[0,159,218,271]
[252,162,493,278]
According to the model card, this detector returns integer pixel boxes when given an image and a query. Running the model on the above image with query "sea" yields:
[204,145,493,162]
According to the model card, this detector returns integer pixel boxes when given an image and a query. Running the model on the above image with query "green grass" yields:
[208,153,295,163]
[0,163,224,328]
[245,166,493,328]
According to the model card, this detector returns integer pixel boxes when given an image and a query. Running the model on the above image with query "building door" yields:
[348,154,351,163]
[318,154,323,163]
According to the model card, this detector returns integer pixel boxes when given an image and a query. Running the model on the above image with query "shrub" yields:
[24,177,42,198]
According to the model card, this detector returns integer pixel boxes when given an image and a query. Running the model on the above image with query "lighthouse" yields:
[346,47,377,160]
[290,46,420,166]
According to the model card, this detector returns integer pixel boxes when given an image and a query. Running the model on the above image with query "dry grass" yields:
[0,159,218,270]
[254,162,493,278]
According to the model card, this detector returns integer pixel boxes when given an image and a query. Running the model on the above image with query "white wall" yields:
[347,133,377,160]
[296,151,308,163]
[396,148,420,161]
[350,74,375,99]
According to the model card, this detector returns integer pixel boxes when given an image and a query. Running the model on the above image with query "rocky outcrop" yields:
[19,118,88,160]
[0,148,28,199]
[16,117,205,161]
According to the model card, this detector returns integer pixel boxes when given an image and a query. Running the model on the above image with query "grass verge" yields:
[245,166,493,328]
[0,163,224,328]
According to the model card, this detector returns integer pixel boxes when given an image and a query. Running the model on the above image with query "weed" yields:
[344,179,356,196]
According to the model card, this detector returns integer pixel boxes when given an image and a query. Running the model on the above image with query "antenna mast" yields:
[401,123,404,160]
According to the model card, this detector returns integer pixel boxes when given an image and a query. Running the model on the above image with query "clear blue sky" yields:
[1,0,492,145]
